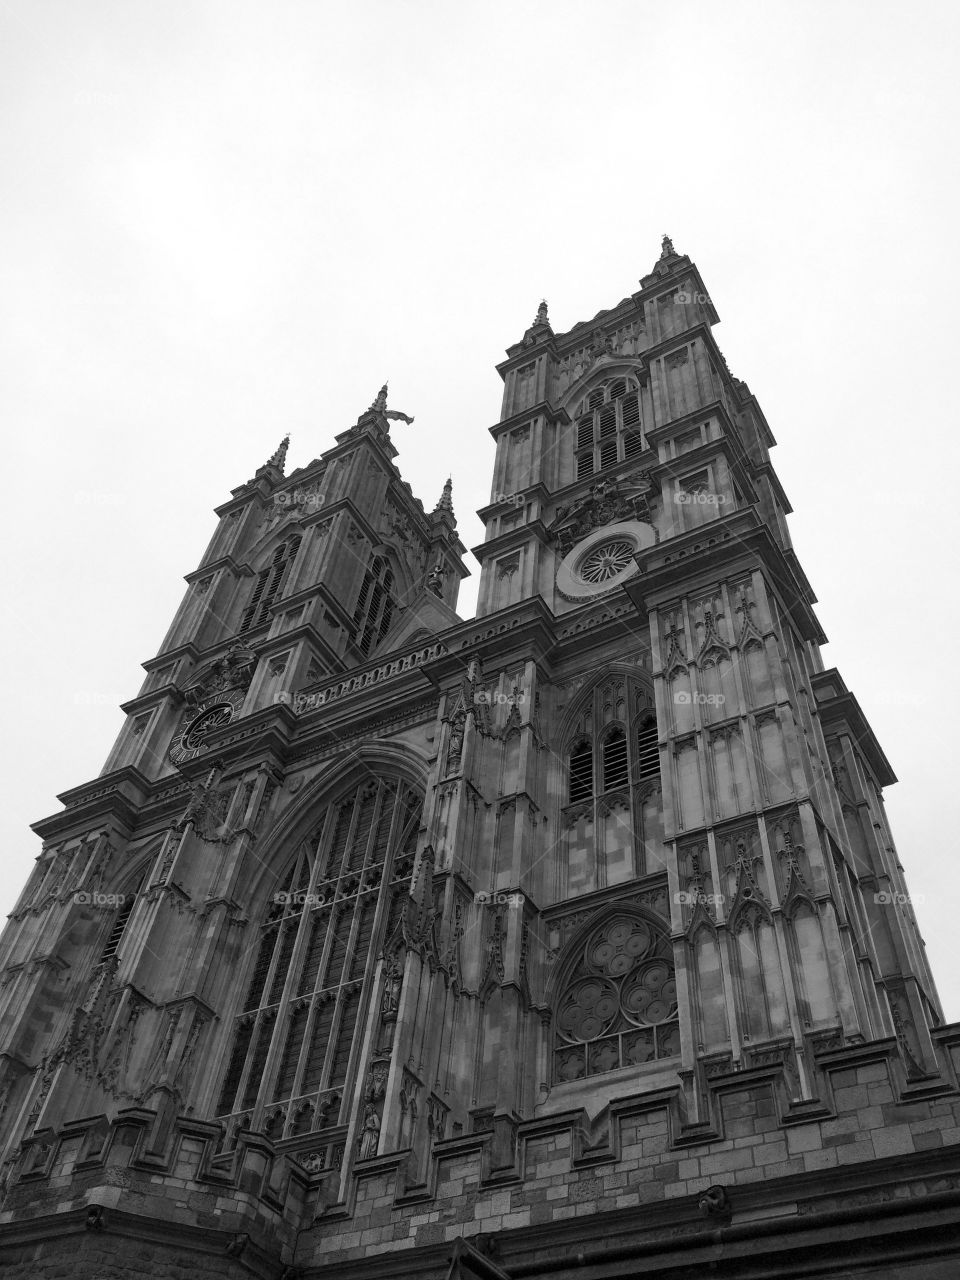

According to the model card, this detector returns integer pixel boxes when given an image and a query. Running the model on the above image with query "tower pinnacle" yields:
[363,383,415,427]
[265,434,290,473]
[433,476,454,517]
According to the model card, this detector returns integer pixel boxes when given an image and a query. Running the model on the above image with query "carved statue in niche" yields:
[380,971,401,1018]
[426,561,446,597]
[446,711,465,774]
[357,1104,380,1159]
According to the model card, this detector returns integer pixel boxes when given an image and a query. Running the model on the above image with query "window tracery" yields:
[563,675,660,896]
[240,535,302,635]
[352,555,396,657]
[216,778,420,1138]
[562,679,663,893]
[573,378,644,479]
[554,913,679,1082]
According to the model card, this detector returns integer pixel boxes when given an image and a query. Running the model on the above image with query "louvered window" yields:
[240,535,302,634]
[568,739,594,803]
[352,556,396,657]
[601,727,629,792]
[562,683,663,900]
[636,715,660,781]
[574,378,644,477]
[215,778,421,1139]
[99,875,144,963]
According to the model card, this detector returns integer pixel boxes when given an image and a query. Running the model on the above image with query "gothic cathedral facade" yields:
[1,239,959,1279]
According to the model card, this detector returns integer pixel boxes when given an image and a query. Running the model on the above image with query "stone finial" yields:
[434,476,454,516]
[534,299,549,326]
[371,384,389,413]
[661,233,677,258]
[266,434,289,473]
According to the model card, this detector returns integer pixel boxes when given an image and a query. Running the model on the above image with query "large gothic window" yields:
[240,534,302,635]
[554,913,679,1082]
[216,778,420,1140]
[574,378,643,479]
[562,678,664,894]
[352,555,396,657]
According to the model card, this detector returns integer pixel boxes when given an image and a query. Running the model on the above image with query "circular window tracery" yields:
[554,914,679,1082]
[578,539,635,584]
[587,918,651,976]
[556,977,619,1042]
[621,960,677,1025]
[555,520,656,602]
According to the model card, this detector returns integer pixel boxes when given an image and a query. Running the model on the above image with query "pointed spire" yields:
[430,476,456,532]
[522,299,553,345]
[360,382,414,428]
[434,476,454,515]
[266,434,289,473]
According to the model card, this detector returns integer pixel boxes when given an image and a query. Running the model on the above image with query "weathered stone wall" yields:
[4,1038,960,1275]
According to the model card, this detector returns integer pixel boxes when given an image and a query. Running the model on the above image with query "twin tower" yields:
[0,240,957,1280]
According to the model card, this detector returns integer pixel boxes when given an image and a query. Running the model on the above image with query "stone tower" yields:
[1,241,959,1279]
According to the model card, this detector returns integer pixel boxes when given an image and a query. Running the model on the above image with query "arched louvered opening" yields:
[215,777,421,1138]
[601,726,629,792]
[568,738,594,803]
[560,677,664,896]
[553,913,679,1082]
[98,873,145,963]
[353,555,396,657]
[240,535,302,635]
[636,714,660,782]
[572,378,644,477]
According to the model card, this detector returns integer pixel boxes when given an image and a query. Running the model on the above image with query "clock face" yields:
[555,520,656,602]
[182,703,234,749]
[168,691,243,766]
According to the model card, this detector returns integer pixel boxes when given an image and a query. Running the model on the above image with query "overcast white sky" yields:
[2,0,959,1018]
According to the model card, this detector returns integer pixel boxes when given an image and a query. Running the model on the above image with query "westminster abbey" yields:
[0,239,957,1278]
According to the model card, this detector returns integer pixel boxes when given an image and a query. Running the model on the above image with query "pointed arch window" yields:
[562,680,663,894]
[573,378,644,479]
[240,535,302,635]
[565,693,659,804]
[215,778,421,1140]
[554,914,679,1082]
[352,555,396,657]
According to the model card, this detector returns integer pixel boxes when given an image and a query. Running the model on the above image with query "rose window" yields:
[553,914,679,1082]
[578,539,635,584]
